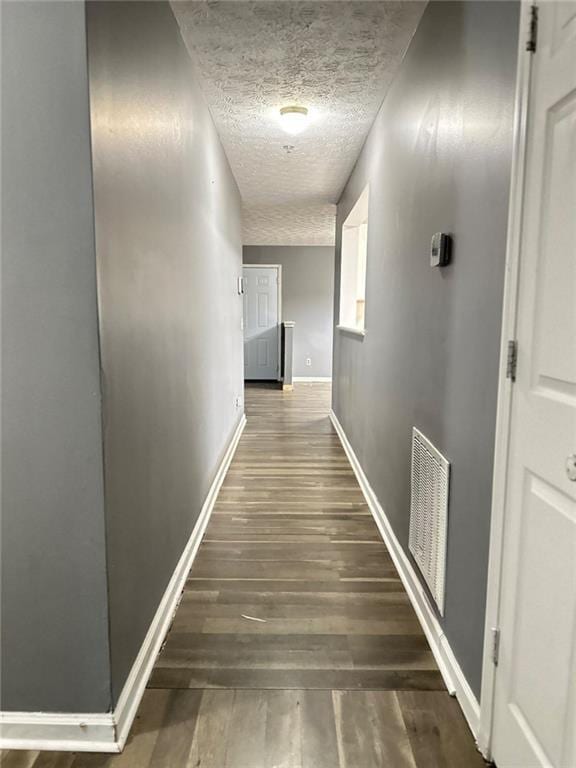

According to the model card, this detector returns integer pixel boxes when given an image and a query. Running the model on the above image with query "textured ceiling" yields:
[172,1,426,245]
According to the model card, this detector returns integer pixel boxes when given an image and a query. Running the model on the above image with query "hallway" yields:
[2,384,484,767]
[4,1,575,763]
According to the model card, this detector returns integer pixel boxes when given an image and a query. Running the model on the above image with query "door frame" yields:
[477,1,536,759]
[243,264,283,382]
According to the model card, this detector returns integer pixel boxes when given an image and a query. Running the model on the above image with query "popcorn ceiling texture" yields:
[172,1,425,245]
[242,203,337,246]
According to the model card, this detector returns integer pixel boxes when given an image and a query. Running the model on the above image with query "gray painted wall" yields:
[1,1,111,711]
[332,1,519,697]
[87,1,244,703]
[243,246,334,378]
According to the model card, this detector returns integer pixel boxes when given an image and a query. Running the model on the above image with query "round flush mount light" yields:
[279,105,309,135]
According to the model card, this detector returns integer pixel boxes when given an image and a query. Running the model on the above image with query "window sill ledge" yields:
[337,325,366,338]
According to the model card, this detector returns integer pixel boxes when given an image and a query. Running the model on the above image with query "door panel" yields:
[507,474,575,765]
[257,337,268,366]
[533,90,576,391]
[257,291,269,327]
[492,5,576,767]
[243,266,279,380]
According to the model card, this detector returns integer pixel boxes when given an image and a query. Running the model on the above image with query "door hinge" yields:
[506,340,518,381]
[491,628,501,666]
[526,4,538,53]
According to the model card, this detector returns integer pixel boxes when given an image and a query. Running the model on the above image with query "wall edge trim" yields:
[329,408,481,739]
[293,376,332,382]
[0,413,247,754]
[0,712,118,753]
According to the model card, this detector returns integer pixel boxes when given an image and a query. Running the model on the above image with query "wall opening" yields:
[339,185,369,332]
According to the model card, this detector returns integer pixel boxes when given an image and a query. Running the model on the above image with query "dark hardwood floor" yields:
[151,383,442,693]
[2,382,485,768]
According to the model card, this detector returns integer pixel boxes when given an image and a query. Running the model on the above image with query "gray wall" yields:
[87,1,244,703]
[243,246,334,378]
[1,2,111,711]
[332,1,518,697]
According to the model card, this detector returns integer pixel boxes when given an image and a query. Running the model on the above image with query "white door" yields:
[491,4,576,767]
[243,265,280,380]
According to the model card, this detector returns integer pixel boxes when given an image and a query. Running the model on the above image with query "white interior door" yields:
[243,265,280,380]
[491,4,576,767]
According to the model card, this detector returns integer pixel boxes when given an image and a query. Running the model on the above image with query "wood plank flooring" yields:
[2,383,486,767]
[151,383,442,692]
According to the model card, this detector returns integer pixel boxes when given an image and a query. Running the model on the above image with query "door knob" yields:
[567,454,576,481]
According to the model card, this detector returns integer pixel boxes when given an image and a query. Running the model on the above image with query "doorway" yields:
[481,4,576,766]
[243,264,282,381]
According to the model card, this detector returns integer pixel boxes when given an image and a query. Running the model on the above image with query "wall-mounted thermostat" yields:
[430,232,451,267]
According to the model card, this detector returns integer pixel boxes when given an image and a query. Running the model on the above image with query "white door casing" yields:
[490,4,576,767]
[243,265,280,380]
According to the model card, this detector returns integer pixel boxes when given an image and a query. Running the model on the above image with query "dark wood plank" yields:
[397,691,488,768]
[300,690,340,768]
[333,690,417,768]
[147,689,202,766]
[0,753,41,768]
[148,667,445,691]
[264,690,302,768]
[26,757,75,768]
[187,689,234,768]
[223,690,267,768]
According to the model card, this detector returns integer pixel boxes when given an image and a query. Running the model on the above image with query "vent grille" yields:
[409,428,450,614]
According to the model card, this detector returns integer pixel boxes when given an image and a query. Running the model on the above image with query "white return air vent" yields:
[409,428,450,615]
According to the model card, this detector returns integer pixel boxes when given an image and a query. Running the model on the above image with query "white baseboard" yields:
[293,376,332,382]
[329,409,480,739]
[0,712,118,753]
[0,414,246,754]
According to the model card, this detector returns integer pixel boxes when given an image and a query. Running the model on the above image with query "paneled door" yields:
[491,4,576,767]
[243,265,280,380]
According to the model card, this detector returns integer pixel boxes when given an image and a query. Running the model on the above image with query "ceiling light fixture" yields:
[279,105,309,135]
